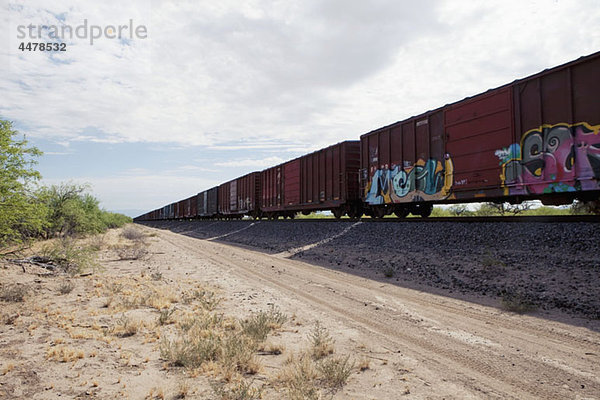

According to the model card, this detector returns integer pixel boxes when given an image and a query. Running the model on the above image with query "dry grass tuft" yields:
[316,355,354,389]
[58,280,74,295]
[109,314,142,337]
[219,334,261,379]
[145,386,165,399]
[0,284,28,302]
[279,353,320,400]
[88,234,106,251]
[116,243,149,260]
[211,379,263,400]
[157,307,176,326]
[160,330,222,368]
[258,342,285,355]
[46,345,85,362]
[309,321,334,360]
[357,357,370,372]
[121,225,146,242]
[182,288,221,310]
[160,306,287,382]
[175,380,190,399]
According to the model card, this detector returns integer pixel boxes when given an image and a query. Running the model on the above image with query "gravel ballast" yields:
[147,220,600,319]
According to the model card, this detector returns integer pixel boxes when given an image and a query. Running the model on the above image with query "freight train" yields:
[134,51,600,221]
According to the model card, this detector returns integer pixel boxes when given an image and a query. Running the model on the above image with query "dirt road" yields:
[1,225,599,399]
[155,226,600,399]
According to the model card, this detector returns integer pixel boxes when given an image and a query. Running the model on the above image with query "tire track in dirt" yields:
[156,228,600,399]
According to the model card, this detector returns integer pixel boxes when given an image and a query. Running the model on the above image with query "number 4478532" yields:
[18,42,66,51]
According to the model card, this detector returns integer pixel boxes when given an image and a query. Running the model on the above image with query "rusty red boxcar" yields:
[361,51,600,217]
[218,172,261,218]
[197,187,218,218]
[261,141,361,218]
[179,194,197,218]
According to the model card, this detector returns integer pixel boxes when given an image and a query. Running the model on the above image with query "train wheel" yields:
[394,207,409,218]
[419,204,433,218]
[349,204,364,219]
[332,208,344,219]
[373,206,386,219]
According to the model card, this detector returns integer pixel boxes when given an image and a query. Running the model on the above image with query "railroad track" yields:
[143,214,600,224]
[290,215,600,223]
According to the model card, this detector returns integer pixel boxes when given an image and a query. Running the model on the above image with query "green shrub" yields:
[241,306,288,342]
[500,291,538,314]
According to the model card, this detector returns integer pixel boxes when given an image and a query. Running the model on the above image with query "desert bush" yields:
[39,237,97,274]
[160,330,222,368]
[178,313,224,332]
[110,314,141,337]
[382,265,395,278]
[58,280,74,295]
[279,353,320,400]
[0,284,28,302]
[500,291,538,314]
[158,308,176,325]
[120,225,146,241]
[241,306,288,342]
[116,243,148,260]
[480,250,506,269]
[221,334,260,376]
[87,233,107,251]
[317,355,354,389]
[309,322,334,360]
[182,288,221,310]
[211,379,263,400]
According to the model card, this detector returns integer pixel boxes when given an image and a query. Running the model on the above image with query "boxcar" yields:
[179,194,197,219]
[218,172,261,218]
[361,51,600,217]
[261,141,361,218]
[197,187,218,218]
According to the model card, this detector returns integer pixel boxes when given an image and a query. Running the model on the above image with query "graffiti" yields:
[365,155,453,204]
[238,196,253,212]
[497,122,600,195]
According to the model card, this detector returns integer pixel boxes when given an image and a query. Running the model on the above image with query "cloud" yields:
[214,156,286,168]
[4,0,600,212]
[4,0,600,152]
[2,0,445,150]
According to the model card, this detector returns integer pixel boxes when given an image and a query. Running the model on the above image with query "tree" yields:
[37,183,106,237]
[0,120,44,246]
[477,202,533,216]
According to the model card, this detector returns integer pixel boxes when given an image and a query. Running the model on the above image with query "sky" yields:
[2,0,600,217]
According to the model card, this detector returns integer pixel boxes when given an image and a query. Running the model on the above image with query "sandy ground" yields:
[1,225,599,399]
